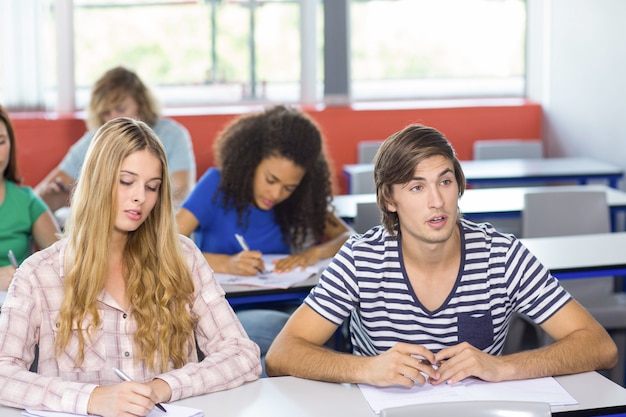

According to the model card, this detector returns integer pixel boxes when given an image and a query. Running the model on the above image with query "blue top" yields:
[182,168,289,255]
[59,118,196,179]
[305,219,571,356]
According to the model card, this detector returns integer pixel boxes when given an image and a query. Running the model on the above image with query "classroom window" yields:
[0,0,526,111]
[350,0,527,100]
[71,0,314,108]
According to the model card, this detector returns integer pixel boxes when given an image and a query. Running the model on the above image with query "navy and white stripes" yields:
[305,219,571,356]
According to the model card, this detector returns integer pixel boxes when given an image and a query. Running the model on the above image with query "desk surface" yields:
[332,184,626,220]
[343,157,624,189]
[460,157,623,183]
[520,232,626,279]
[223,274,317,307]
[2,373,624,417]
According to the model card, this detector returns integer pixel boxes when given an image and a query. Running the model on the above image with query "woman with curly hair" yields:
[176,105,352,367]
[0,118,260,416]
[177,105,351,275]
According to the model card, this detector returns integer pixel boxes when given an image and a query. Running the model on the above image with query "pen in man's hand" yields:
[234,233,266,275]
[113,368,167,413]
[7,250,18,268]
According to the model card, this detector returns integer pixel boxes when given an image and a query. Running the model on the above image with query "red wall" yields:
[10,99,542,194]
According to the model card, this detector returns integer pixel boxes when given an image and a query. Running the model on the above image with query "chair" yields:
[512,190,626,384]
[473,139,543,160]
[470,139,543,236]
[349,168,376,194]
[352,202,381,234]
[357,140,384,163]
[380,401,551,417]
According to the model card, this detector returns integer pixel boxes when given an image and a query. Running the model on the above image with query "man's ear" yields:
[385,200,397,213]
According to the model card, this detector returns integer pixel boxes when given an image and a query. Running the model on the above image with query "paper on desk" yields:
[23,403,204,417]
[358,376,577,413]
[214,255,331,289]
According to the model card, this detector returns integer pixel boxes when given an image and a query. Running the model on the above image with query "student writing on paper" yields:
[35,66,196,214]
[0,105,60,290]
[176,105,352,372]
[0,118,260,416]
[266,124,618,387]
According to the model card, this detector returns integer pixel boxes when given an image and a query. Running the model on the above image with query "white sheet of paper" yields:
[214,255,331,289]
[358,376,577,413]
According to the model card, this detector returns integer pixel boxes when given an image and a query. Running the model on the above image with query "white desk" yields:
[520,232,626,280]
[223,275,317,307]
[2,373,624,416]
[343,157,624,193]
[461,157,624,189]
[332,184,626,231]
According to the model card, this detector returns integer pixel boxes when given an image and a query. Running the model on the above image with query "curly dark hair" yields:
[214,105,334,251]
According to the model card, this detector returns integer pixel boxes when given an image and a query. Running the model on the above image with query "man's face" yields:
[386,155,460,245]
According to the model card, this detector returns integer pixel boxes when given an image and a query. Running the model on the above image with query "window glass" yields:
[350,0,526,100]
[2,0,526,110]
[72,0,308,107]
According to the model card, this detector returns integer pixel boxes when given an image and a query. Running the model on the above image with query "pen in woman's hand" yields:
[234,234,266,275]
[113,368,167,413]
[7,250,18,268]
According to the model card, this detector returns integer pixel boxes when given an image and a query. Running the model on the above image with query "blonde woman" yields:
[0,118,260,416]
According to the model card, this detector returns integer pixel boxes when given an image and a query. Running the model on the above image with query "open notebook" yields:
[23,403,203,417]
[214,254,331,289]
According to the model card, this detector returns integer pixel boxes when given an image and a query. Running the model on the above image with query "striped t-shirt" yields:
[305,219,571,356]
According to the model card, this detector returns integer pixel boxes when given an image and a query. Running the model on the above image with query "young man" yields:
[265,124,617,387]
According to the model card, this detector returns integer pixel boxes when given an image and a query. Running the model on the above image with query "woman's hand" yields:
[87,381,161,417]
[272,247,322,273]
[0,265,16,291]
[226,251,265,276]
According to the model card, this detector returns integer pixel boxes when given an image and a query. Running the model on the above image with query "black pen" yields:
[113,368,167,413]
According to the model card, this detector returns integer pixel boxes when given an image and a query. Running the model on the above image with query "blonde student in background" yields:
[36,66,196,214]
[0,118,260,416]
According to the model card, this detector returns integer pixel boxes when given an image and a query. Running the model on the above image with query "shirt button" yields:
[122,313,127,319]
[124,351,130,357]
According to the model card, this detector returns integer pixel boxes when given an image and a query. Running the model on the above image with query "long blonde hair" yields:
[57,117,195,371]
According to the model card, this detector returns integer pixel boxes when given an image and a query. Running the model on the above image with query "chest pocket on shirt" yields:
[457,311,494,350]
[51,314,107,372]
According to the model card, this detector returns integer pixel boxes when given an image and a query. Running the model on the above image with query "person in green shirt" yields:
[0,105,60,290]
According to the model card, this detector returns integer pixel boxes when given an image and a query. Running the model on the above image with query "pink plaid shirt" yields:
[0,235,261,414]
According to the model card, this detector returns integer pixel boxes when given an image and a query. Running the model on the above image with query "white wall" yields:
[531,0,626,191]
